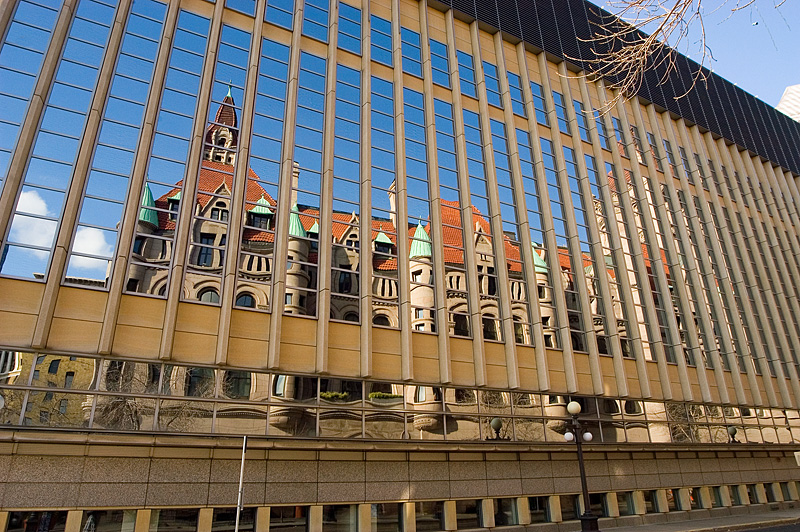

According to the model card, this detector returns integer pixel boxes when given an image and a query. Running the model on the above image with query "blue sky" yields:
[594,0,799,107]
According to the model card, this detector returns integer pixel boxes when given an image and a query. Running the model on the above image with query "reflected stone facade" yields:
[1,0,800,528]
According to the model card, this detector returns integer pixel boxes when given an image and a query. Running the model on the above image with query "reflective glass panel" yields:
[1,0,117,280]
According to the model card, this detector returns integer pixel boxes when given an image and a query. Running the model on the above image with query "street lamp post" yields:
[486,417,510,440]
[564,401,600,532]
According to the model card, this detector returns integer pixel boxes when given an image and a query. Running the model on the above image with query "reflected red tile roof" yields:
[155,160,271,232]
[438,200,522,272]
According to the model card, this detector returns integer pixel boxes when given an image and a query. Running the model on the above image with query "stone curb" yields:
[678,516,800,532]
[608,515,800,532]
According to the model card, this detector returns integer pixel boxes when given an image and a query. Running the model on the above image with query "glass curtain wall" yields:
[127,10,210,298]
[464,110,502,341]
[604,163,659,362]
[370,77,399,327]
[489,120,532,344]
[404,89,437,333]
[434,100,471,337]
[330,65,362,322]
[517,130,558,347]
[0,0,63,191]
[235,38,292,311]
[182,24,251,305]
[66,0,167,285]
[1,0,117,279]
[540,138,583,350]
[285,51,327,316]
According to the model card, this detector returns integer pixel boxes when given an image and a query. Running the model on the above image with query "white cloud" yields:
[9,190,56,250]
[68,226,114,279]
[72,226,114,262]
[18,189,49,216]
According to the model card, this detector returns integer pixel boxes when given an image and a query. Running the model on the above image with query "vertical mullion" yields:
[268,0,306,369]
[579,77,651,398]
[98,0,182,355]
[607,90,690,402]
[510,43,550,389]
[215,0,267,365]
[359,0,372,377]
[652,109,728,403]
[390,0,412,381]
[691,127,765,406]
[444,8,485,387]
[314,0,339,373]
[418,0,451,384]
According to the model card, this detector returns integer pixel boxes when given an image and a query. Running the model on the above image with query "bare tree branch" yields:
[575,0,788,113]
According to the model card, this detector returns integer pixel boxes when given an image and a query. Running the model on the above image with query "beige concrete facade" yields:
[1,0,800,528]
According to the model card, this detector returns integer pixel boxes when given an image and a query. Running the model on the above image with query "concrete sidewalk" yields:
[605,507,800,532]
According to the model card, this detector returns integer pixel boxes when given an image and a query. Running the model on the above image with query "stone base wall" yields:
[0,431,798,526]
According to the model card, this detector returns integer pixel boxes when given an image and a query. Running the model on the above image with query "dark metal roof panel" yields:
[434,0,800,175]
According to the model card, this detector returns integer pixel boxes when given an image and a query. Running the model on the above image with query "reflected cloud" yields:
[72,226,113,267]
[9,190,54,257]
[17,189,49,217]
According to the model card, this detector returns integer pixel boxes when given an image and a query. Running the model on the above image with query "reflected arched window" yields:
[338,271,353,293]
[185,367,215,397]
[198,288,220,303]
[146,364,161,393]
[453,314,469,337]
[373,315,391,327]
[596,335,608,354]
[272,374,287,397]
[547,395,566,405]
[223,370,251,399]
[343,312,359,323]
[624,400,643,415]
[236,293,256,308]
[513,320,525,344]
[570,333,585,352]
[603,399,621,415]
[210,201,229,221]
[482,317,497,340]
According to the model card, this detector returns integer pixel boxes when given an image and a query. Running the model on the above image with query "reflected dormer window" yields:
[249,213,270,229]
[210,202,229,221]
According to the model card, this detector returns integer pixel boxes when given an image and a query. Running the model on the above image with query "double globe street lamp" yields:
[564,401,600,532]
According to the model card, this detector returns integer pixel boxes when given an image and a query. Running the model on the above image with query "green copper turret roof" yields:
[374,231,393,245]
[168,190,181,201]
[250,194,272,215]
[139,184,159,226]
[409,222,432,259]
[532,245,549,274]
[308,221,319,234]
[288,203,306,238]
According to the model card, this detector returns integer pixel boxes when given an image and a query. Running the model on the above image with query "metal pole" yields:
[573,416,599,532]
[234,435,247,532]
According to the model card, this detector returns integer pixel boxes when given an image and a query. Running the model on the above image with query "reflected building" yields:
[129,94,558,341]
[1,0,800,528]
